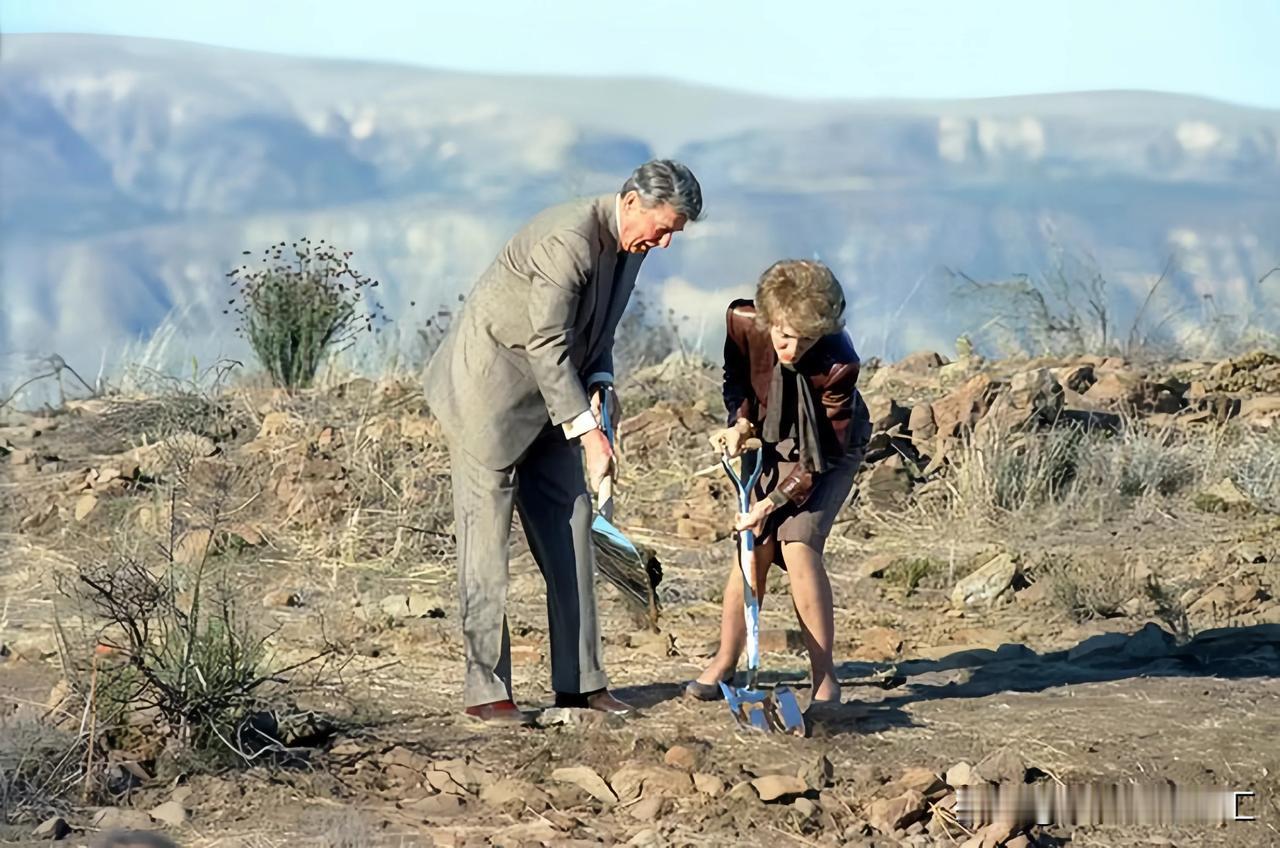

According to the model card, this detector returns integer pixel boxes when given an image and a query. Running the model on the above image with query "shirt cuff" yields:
[561,408,600,439]
[585,372,614,388]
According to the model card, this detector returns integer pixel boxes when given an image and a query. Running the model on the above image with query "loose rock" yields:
[693,773,725,796]
[867,789,928,834]
[551,766,618,804]
[148,800,188,827]
[751,774,807,802]
[33,817,71,839]
[974,747,1027,784]
[952,554,1018,608]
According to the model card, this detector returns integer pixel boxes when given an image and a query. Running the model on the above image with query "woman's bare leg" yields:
[695,538,775,685]
[780,540,840,701]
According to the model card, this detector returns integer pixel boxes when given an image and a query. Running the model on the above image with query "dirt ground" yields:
[2,361,1279,847]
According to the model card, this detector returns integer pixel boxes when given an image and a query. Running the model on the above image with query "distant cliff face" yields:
[2,34,1278,397]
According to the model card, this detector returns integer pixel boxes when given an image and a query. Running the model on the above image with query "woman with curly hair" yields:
[685,259,872,708]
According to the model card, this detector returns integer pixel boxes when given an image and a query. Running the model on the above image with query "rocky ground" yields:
[2,349,1279,847]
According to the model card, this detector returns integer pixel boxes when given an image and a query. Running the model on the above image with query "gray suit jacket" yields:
[423,193,643,469]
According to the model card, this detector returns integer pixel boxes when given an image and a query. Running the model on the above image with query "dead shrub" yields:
[943,425,1086,517]
[58,438,338,782]
[1036,553,1137,622]
[0,714,84,826]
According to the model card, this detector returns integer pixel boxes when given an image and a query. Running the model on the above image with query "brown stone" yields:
[974,747,1027,784]
[867,790,928,834]
[792,797,819,819]
[90,807,154,831]
[951,554,1018,608]
[858,554,896,578]
[799,755,835,791]
[31,817,71,840]
[430,759,489,795]
[1060,364,1097,394]
[979,820,1018,847]
[908,402,937,440]
[481,778,550,812]
[149,799,189,827]
[945,762,975,787]
[74,493,99,521]
[626,796,668,820]
[895,350,949,374]
[610,764,694,803]
[893,767,947,798]
[1085,371,1145,407]
[751,774,807,802]
[663,745,698,771]
[693,773,725,797]
[551,766,618,804]
[932,374,1002,438]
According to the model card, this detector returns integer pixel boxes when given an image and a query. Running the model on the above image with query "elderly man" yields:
[424,160,703,725]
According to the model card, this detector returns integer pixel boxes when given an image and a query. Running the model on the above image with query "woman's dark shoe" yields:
[684,672,735,701]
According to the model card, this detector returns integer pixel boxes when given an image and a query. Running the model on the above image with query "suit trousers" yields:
[448,425,609,706]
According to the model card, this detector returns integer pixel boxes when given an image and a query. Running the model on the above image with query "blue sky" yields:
[4,0,1279,108]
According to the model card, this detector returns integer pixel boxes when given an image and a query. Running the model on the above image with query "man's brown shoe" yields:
[554,688,634,715]
[463,699,537,727]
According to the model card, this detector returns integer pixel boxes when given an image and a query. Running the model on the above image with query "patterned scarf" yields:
[761,360,827,474]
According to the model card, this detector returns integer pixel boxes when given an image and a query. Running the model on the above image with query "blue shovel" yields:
[589,386,662,626]
[718,439,806,735]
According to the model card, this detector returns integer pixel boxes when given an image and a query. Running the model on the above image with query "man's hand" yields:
[734,497,777,536]
[709,419,753,458]
[582,427,615,493]
[589,386,623,433]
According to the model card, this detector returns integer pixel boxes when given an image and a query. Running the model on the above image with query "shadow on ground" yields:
[622,623,1280,737]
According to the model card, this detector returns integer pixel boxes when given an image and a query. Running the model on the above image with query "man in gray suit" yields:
[424,160,703,725]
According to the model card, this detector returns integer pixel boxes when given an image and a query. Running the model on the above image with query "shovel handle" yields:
[597,472,615,520]
[599,385,616,446]
[595,385,617,518]
[721,440,766,687]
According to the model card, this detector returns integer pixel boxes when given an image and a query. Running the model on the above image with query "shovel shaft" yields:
[722,445,765,691]
[739,525,761,688]
[595,385,616,517]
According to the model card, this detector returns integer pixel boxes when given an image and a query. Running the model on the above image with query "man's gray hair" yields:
[621,159,703,221]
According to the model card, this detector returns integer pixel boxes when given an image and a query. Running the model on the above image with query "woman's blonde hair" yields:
[755,259,846,338]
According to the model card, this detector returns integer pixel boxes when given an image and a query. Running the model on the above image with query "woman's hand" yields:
[709,419,753,458]
[734,497,777,536]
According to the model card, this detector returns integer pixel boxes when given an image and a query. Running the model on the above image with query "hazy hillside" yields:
[2,34,1279,400]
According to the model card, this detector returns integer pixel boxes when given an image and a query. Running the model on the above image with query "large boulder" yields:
[931,374,1004,439]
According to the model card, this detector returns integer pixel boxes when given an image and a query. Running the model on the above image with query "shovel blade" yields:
[719,683,808,736]
[771,686,807,736]
[590,515,641,559]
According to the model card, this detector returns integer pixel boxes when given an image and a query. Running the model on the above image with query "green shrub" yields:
[227,239,386,389]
